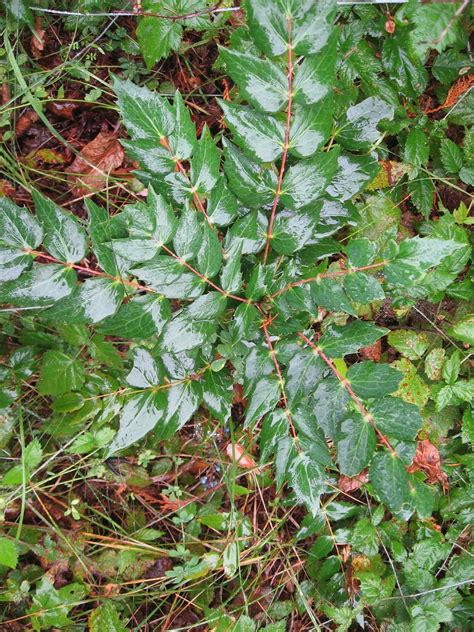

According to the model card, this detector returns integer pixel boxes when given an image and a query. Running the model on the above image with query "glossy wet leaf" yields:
[45,278,124,324]
[0,198,42,250]
[369,397,423,442]
[319,321,389,358]
[132,256,205,299]
[246,0,337,57]
[99,294,171,340]
[347,362,402,399]
[281,147,340,209]
[219,47,288,113]
[136,16,182,68]
[0,264,76,307]
[370,452,411,513]
[114,77,174,142]
[161,293,227,354]
[337,97,394,151]
[219,101,285,163]
[337,415,376,477]
[223,140,277,207]
[108,391,167,455]
[126,348,162,388]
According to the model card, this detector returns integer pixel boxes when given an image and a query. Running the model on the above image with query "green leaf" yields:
[162,380,203,439]
[132,256,205,299]
[37,350,85,396]
[260,410,288,463]
[0,537,18,569]
[285,347,324,409]
[424,348,446,381]
[4,0,34,28]
[99,294,171,340]
[246,0,337,57]
[33,191,87,263]
[347,362,402,399]
[126,348,161,388]
[190,126,220,195]
[281,147,340,209]
[136,16,182,69]
[272,207,319,255]
[128,187,177,245]
[289,98,333,158]
[197,222,223,279]
[0,198,42,250]
[369,397,423,441]
[403,128,429,172]
[168,91,196,161]
[223,140,277,207]
[327,152,380,202]
[207,178,238,227]
[244,376,281,428]
[337,97,394,151]
[440,138,463,174]
[218,47,288,113]
[220,242,243,294]
[442,350,461,385]
[113,77,174,142]
[202,370,233,422]
[86,199,128,276]
[293,32,337,105]
[448,314,474,346]
[108,391,167,455]
[370,452,411,513]
[343,272,385,304]
[173,206,202,262]
[311,276,356,316]
[288,449,325,517]
[219,101,284,163]
[383,32,428,98]
[385,237,465,287]
[0,264,76,307]
[388,330,430,360]
[161,292,227,354]
[319,321,389,358]
[46,278,124,324]
[89,601,128,632]
[407,178,435,217]
[337,414,376,477]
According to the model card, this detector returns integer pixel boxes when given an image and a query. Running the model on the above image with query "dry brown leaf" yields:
[359,339,382,362]
[69,132,124,195]
[408,439,449,491]
[226,443,257,469]
[31,17,46,59]
[339,470,369,493]
[15,109,40,137]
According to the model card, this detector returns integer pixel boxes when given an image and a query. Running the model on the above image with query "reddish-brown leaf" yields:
[15,110,40,137]
[31,17,46,59]
[339,470,369,493]
[359,339,382,362]
[226,443,257,469]
[69,132,124,195]
[408,439,449,491]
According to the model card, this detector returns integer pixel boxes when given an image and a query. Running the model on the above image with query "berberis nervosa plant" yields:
[0,0,469,517]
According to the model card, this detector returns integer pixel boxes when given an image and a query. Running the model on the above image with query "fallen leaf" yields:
[0,179,15,197]
[31,17,46,59]
[408,439,449,491]
[24,148,67,168]
[69,132,124,195]
[226,443,257,469]
[339,470,369,493]
[48,101,80,120]
[359,339,382,362]
[15,110,40,137]
[425,73,474,114]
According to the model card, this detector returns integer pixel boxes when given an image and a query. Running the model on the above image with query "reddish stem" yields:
[263,17,294,264]
[262,319,300,450]
[297,332,398,457]
[160,137,210,223]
